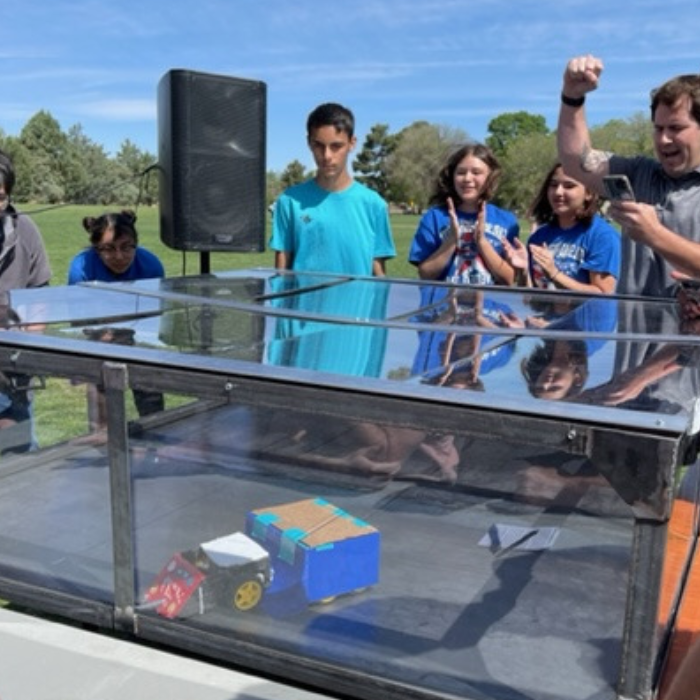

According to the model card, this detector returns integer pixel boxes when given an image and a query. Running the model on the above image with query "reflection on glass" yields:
[266,275,389,377]
[261,279,467,481]
[575,302,700,417]
[158,276,266,360]
[0,271,697,700]
[0,294,37,455]
[521,298,617,401]
[81,326,164,432]
[413,286,517,390]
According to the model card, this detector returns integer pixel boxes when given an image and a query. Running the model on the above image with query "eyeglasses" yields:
[95,243,137,256]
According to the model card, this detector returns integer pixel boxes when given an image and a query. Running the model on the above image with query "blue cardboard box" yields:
[246,497,380,605]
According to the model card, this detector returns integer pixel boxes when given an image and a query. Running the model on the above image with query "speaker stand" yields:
[197,251,213,353]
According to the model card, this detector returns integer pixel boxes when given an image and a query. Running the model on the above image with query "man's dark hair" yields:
[651,74,700,126]
[306,103,355,138]
[0,150,16,195]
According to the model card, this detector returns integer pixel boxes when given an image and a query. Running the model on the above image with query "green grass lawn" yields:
[26,204,421,283]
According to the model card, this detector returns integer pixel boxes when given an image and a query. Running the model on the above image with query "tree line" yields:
[2,108,654,215]
[0,111,159,206]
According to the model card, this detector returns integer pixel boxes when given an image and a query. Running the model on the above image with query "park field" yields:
[25,204,422,283]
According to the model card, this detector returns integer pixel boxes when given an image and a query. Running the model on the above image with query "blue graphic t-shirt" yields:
[527,215,620,289]
[409,203,520,284]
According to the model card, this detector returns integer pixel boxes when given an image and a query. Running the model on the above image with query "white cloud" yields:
[77,99,156,121]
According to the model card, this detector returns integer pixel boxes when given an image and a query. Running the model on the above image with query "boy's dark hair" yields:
[430,143,502,207]
[82,210,138,246]
[306,103,355,138]
[0,150,16,195]
[651,74,700,126]
[528,162,599,227]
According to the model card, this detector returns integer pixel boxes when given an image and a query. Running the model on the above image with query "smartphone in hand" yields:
[602,175,635,201]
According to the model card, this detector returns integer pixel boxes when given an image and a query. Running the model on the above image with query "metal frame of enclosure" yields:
[0,269,697,700]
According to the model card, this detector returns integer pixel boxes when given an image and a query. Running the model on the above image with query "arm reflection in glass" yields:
[575,343,686,407]
[573,294,700,411]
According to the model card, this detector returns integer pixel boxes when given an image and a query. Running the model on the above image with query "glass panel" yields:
[9,276,700,434]
[131,398,634,700]
[0,364,114,600]
[0,357,197,603]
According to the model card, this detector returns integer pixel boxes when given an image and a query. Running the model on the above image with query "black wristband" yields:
[561,92,585,108]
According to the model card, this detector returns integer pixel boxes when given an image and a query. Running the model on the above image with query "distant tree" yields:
[280,160,308,189]
[63,125,117,205]
[496,131,557,216]
[19,110,71,202]
[486,111,549,157]
[386,122,467,212]
[0,107,657,212]
[266,170,284,208]
[590,112,653,157]
[352,123,397,200]
[0,136,34,201]
[115,139,158,206]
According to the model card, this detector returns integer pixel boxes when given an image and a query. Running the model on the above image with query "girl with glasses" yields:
[68,210,164,283]
[67,210,165,431]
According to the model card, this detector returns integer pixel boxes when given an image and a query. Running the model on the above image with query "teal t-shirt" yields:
[270,179,396,275]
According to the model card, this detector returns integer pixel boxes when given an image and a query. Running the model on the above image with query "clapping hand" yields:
[502,237,528,271]
[528,242,556,279]
[446,197,461,248]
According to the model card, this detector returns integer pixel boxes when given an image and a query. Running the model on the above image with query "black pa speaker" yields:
[158,69,267,252]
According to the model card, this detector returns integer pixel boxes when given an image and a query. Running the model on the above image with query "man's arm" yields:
[557,54,610,191]
[560,56,700,279]
[611,201,700,276]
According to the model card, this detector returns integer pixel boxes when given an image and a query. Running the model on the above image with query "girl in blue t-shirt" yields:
[409,143,520,286]
[68,210,165,430]
[504,163,620,294]
[68,210,164,284]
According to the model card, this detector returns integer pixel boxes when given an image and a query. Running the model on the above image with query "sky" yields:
[4,0,700,174]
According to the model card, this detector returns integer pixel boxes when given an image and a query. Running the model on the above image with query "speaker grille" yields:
[158,70,267,252]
